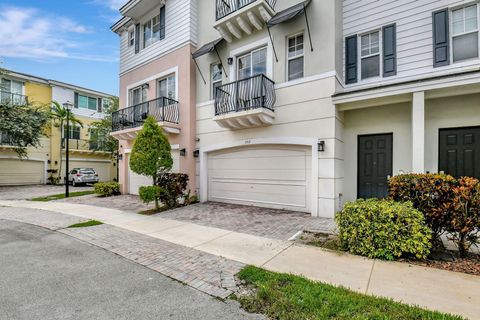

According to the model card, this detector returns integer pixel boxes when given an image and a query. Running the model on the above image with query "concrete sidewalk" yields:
[1,200,479,319]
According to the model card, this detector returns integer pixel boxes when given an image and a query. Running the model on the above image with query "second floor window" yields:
[158,75,176,100]
[63,125,81,140]
[143,6,166,49]
[360,31,380,79]
[211,63,222,99]
[452,5,479,63]
[287,33,304,81]
[78,95,98,111]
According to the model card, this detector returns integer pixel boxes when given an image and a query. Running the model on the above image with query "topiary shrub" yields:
[335,199,432,260]
[94,182,120,197]
[155,172,189,208]
[389,173,456,242]
[139,185,162,208]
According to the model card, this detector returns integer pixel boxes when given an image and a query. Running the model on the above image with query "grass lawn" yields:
[236,266,463,320]
[68,220,103,228]
[30,190,95,202]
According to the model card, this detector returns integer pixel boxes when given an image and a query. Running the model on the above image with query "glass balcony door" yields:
[236,47,267,110]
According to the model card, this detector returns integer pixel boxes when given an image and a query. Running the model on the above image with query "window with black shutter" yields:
[345,35,358,84]
[433,9,450,67]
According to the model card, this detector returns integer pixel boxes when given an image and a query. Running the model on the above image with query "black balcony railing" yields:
[216,0,277,20]
[62,138,110,152]
[112,97,179,132]
[0,91,28,105]
[215,74,275,116]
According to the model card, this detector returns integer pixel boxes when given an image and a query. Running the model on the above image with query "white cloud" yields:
[0,6,112,61]
[105,0,127,11]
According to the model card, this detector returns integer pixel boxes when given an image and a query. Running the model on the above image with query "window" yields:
[287,33,304,81]
[452,5,479,62]
[63,125,81,140]
[360,31,380,79]
[129,29,135,47]
[77,94,98,111]
[158,75,176,100]
[237,47,267,80]
[143,15,161,48]
[129,86,148,106]
[211,63,222,99]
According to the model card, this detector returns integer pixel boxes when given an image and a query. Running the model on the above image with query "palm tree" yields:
[51,101,83,183]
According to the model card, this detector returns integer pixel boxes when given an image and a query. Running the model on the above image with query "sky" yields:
[0,0,127,95]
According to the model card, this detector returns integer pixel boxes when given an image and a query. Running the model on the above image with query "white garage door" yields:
[0,159,44,185]
[207,145,311,212]
[128,150,180,195]
[62,160,112,182]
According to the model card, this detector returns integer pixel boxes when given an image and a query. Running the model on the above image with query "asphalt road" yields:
[0,220,263,320]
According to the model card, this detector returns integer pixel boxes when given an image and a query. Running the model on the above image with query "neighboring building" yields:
[0,70,116,186]
[111,0,197,195]
[112,0,479,218]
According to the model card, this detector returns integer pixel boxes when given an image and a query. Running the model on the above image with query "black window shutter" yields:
[382,24,397,77]
[134,23,140,54]
[345,35,358,84]
[97,98,102,113]
[433,9,450,67]
[160,5,166,40]
[74,92,79,108]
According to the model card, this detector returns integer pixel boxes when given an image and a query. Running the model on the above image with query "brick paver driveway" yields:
[161,202,336,240]
[0,185,93,200]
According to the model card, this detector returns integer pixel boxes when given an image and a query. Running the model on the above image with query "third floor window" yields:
[360,31,380,80]
[452,4,479,63]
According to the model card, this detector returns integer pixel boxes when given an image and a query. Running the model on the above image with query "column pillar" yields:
[412,91,425,173]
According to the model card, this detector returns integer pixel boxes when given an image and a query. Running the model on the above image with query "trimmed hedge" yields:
[155,172,189,208]
[336,199,431,260]
[94,182,120,197]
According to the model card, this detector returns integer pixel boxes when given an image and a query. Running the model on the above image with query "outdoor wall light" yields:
[193,150,199,158]
[318,140,325,152]
[180,148,186,157]
[227,57,234,65]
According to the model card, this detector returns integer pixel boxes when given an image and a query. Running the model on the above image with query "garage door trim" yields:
[199,137,319,217]
[0,156,47,185]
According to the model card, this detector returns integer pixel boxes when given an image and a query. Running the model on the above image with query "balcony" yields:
[214,74,276,129]
[62,139,110,154]
[111,97,180,140]
[215,0,276,42]
[0,91,28,105]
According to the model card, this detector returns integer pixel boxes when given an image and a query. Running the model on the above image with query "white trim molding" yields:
[199,137,319,217]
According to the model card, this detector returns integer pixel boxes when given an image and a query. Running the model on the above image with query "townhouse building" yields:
[111,0,197,195]
[0,70,116,185]
[113,0,479,218]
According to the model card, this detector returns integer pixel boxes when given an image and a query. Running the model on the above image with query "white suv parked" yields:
[68,168,99,186]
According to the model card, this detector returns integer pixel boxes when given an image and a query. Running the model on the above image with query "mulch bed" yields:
[295,231,480,276]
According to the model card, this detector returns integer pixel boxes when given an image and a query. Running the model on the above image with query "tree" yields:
[50,101,83,181]
[89,96,119,155]
[0,102,51,158]
[130,116,172,209]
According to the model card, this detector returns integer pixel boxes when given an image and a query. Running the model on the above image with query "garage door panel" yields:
[62,161,111,182]
[207,145,311,212]
[0,159,44,185]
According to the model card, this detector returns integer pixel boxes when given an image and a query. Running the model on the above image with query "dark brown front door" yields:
[439,127,480,179]
[358,134,393,199]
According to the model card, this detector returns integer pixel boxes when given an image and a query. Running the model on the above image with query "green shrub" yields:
[139,185,162,208]
[336,199,432,260]
[155,172,189,208]
[389,173,456,241]
[443,177,480,257]
[94,182,120,197]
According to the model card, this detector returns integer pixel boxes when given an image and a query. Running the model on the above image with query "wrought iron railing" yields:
[112,97,179,132]
[0,91,28,105]
[216,0,277,20]
[62,139,110,152]
[214,74,275,116]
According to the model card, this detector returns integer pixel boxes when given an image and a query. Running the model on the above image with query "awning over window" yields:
[267,0,311,27]
[192,38,225,59]
[267,0,313,62]
[191,38,228,84]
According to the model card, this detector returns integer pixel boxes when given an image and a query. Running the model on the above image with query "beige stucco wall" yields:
[195,0,341,104]
[342,102,413,203]
[118,43,197,194]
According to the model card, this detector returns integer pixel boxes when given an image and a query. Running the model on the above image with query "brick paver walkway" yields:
[161,202,336,240]
[57,194,155,213]
[0,206,244,299]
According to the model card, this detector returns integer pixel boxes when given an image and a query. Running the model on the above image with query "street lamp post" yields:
[63,101,74,198]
